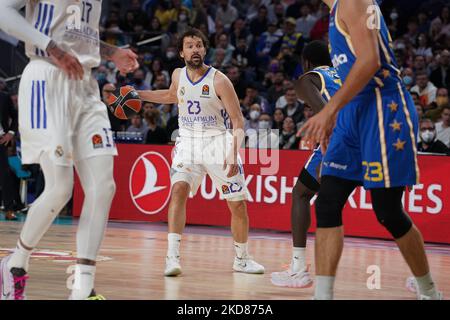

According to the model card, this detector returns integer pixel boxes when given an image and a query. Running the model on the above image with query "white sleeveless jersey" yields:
[177,66,231,138]
[25,0,101,69]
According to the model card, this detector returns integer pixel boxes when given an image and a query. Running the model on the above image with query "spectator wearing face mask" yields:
[246,113,279,149]
[417,119,449,155]
[245,103,262,132]
[402,68,415,91]
[435,105,450,148]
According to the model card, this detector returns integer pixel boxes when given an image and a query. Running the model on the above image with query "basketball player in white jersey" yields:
[0,0,138,300]
[137,29,265,276]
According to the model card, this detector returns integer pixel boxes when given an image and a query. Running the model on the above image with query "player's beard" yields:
[186,55,204,69]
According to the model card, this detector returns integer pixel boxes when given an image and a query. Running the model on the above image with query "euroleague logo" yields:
[129,152,171,215]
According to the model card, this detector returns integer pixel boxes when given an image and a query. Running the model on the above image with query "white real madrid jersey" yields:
[177,66,231,138]
[25,0,101,69]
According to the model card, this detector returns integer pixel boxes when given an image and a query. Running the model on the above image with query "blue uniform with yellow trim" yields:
[323,0,419,188]
[301,66,341,184]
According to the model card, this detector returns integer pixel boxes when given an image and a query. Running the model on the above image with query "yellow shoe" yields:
[86,290,106,300]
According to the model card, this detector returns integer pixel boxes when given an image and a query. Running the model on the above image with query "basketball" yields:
[107,85,142,120]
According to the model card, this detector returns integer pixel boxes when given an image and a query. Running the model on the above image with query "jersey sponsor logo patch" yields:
[55,146,64,158]
[92,134,104,149]
[222,183,243,195]
[222,184,231,195]
[202,85,210,96]
[332,53,348,68]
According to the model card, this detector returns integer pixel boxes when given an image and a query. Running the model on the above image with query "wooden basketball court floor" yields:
[0,216,449,300]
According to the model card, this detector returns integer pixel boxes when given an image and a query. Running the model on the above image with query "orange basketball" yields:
[107,85,142,120]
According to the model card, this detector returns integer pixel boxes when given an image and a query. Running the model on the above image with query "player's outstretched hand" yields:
[46,41,84,80]
[299,106,336,154]
[111,48,139,75]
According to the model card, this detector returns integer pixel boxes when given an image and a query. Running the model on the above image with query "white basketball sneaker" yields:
[271,266,313,288]
[233,255,265,274]
[406,277,443,300]
[419,291,443,300]
[0,255,28,300]
[164,256,182,277]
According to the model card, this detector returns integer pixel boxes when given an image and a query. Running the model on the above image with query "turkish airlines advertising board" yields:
[73,144,450,244]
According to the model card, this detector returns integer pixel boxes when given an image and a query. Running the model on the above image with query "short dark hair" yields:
[178,28,210,53]
[416,70,428,78]
[302,40,332,68]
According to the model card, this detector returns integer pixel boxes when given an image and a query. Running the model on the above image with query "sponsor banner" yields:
[73,144,450,244]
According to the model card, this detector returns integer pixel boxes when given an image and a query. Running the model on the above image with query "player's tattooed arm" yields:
[138,68,179,104]
[294,73,327,115]
[46,40,84,80]
[100,41,139,75]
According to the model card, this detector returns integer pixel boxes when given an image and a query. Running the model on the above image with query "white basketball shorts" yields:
[171,132,248,201]
[18,59,117,166]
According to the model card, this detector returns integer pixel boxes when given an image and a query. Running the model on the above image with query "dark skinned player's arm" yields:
[324,0,381,117]
[294,73,327,114]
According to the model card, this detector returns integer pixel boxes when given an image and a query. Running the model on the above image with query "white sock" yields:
[234,242,248,259]
[71,264,96,300]
[7,241,32,272]
[415,273,438,297]
[314,276,335,300]
[167,233,181,257]
[291,247,306,272]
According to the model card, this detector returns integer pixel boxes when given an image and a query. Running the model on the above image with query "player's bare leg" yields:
[396,226,441,299]
[165,182,190,276]
[227,200,264,274]
[271,180,314,288]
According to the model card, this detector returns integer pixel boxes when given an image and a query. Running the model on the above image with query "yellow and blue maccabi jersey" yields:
[329,0,402,96]
[322,0,419,189]
[301,66,342,182]
[304,66,342,101]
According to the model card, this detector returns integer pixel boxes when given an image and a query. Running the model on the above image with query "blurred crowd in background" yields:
[93,0,450,152]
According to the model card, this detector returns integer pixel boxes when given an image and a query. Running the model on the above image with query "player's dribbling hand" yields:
[111,48,139,76]
[46,41,84,80]
[299,105,336,154]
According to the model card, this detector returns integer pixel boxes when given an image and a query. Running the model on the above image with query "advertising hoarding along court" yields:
[73,144,450,244]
